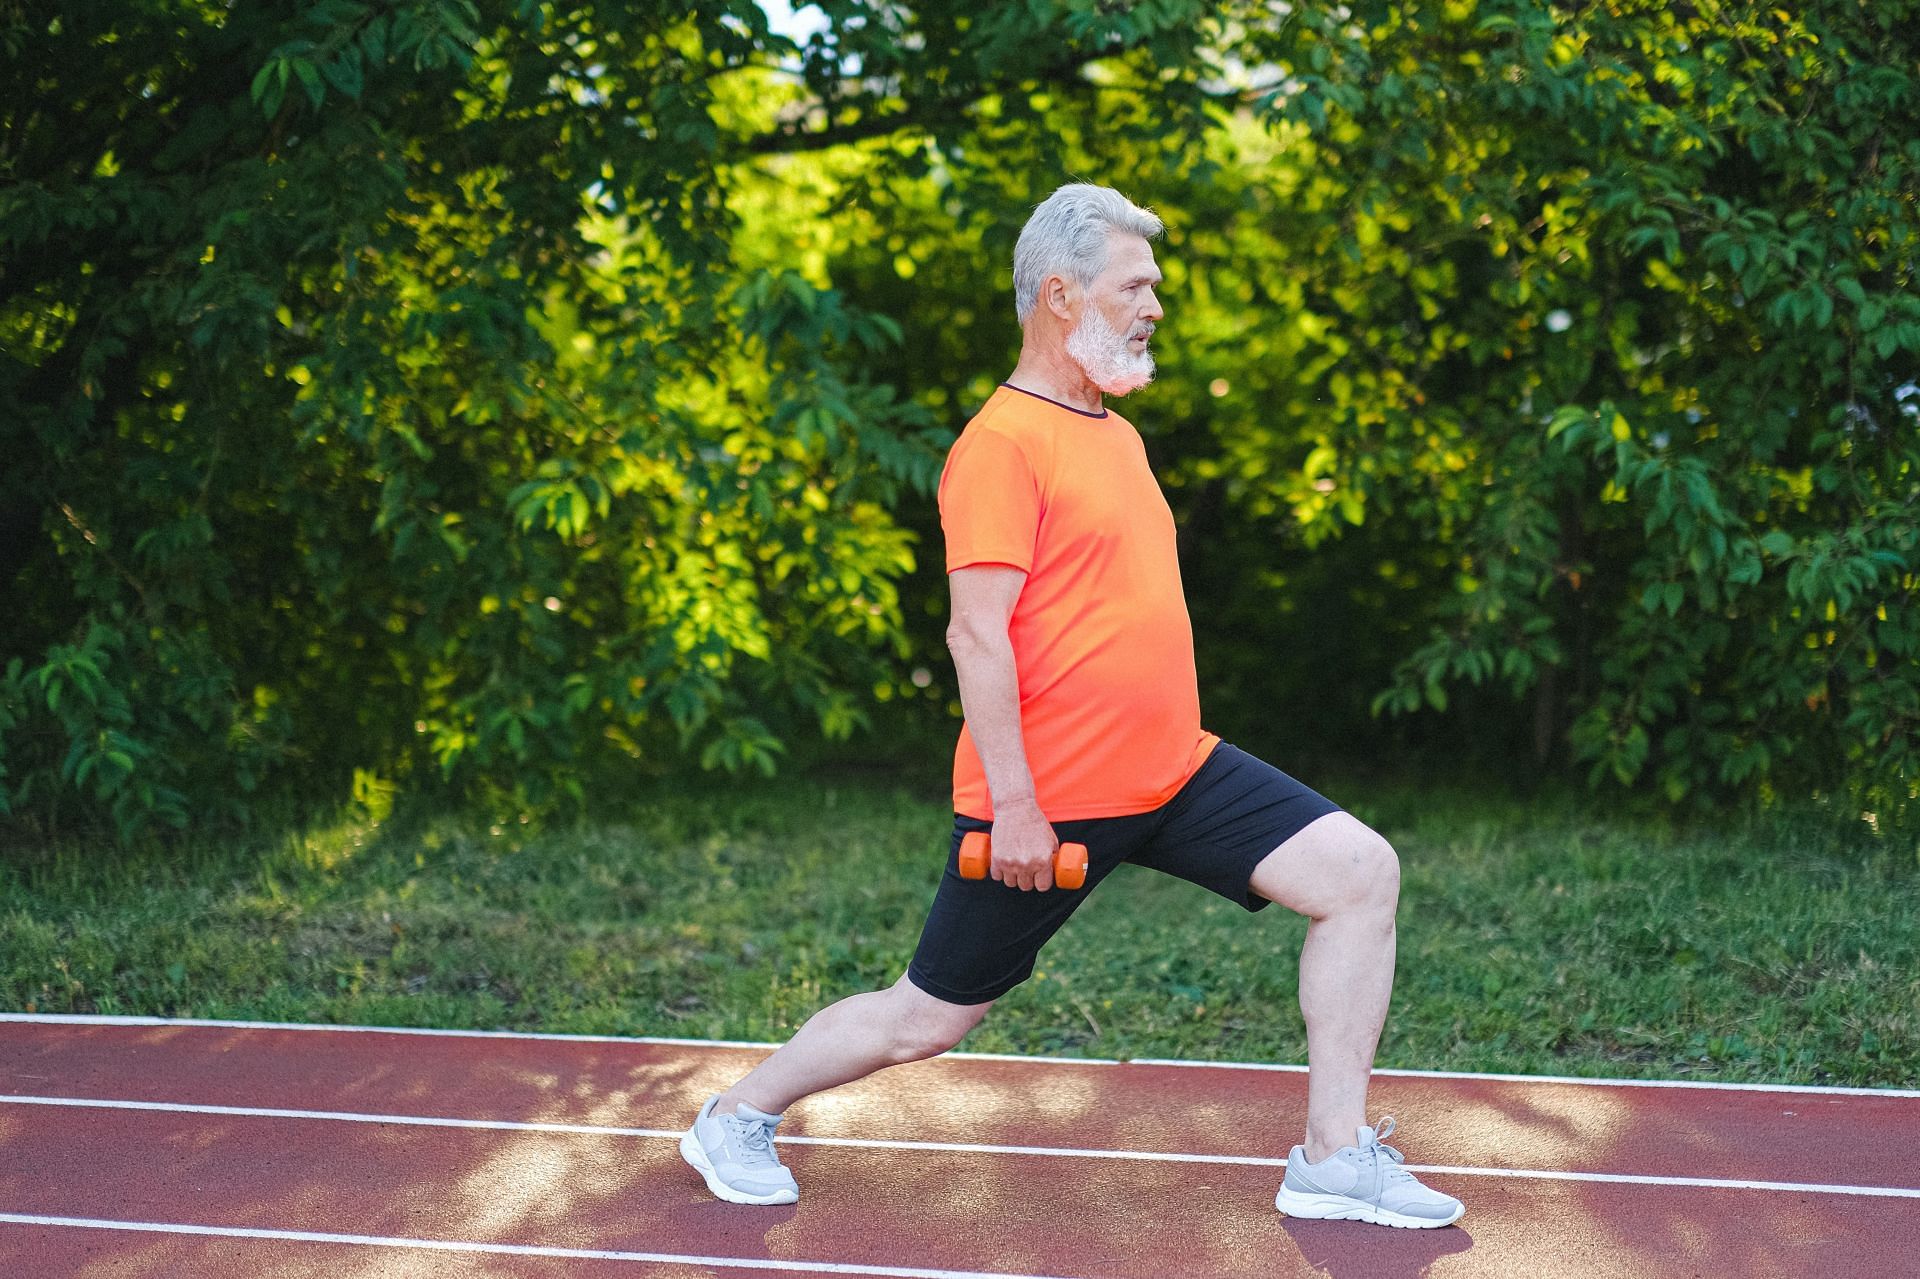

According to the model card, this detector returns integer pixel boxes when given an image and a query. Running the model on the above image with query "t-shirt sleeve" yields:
[938,426,1041,574]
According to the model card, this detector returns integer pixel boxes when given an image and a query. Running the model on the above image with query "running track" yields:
[2,1015,1915,1277]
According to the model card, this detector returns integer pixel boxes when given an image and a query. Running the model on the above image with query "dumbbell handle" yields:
[957,831,1089,889]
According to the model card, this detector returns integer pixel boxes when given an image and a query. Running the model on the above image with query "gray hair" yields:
[1012,184,1164,327]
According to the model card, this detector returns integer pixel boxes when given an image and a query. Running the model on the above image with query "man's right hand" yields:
[988,798,1061,892]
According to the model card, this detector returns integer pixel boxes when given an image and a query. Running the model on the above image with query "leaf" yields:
[362,13,389,63]
[321,48,365,100]
[60,737,87,783]
[291,58,325,110]
[1546,405,1587,441]
[259,76,287,120]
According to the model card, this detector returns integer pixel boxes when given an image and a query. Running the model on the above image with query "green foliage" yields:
[5,0,1915,845]
[1,0,1004,843]
[1223,0,1920,825]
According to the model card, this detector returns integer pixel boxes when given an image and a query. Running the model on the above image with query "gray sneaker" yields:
[1274,1116,1464,1228]
[679,1094,800,1205]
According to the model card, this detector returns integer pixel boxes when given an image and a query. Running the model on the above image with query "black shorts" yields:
[905,740,1343,1006]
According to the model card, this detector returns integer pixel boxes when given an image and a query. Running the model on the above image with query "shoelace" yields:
[1364,1115,1411,1182]
[725,1114,781,1167]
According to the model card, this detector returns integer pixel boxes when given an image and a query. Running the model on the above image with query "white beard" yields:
[1064,306,1155,396]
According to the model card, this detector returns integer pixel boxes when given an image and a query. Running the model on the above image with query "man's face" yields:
[1084,231,1164,353]
[1062,230,1164,395]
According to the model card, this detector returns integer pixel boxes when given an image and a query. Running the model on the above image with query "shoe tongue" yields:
[1354,1125,1378,1146]
[735,1102,784,1127]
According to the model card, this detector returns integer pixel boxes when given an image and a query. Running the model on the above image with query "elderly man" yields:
[681,183,1464,1229]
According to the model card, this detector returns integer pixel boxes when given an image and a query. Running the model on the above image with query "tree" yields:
[1218,0,1920,825]
[7,0,1913,847]
[0,0,1218,843]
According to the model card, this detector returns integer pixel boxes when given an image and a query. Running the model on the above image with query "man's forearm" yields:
[946,630,1040,811]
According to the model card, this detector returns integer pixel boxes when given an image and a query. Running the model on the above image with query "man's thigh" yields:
[1127,741,1344,912]
[1248,810,1400,919]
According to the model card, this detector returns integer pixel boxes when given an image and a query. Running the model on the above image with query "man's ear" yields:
[1042,272,1078,323]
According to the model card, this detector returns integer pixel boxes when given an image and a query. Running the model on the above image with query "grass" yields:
[2,765,1915,1087]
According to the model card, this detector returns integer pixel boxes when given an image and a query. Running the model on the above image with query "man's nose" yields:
[1140,286,1163,323]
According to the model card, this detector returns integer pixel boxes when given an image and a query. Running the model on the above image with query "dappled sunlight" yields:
[596,1057,754,1118]
[1566,1178,1874,1277]
[1407,1081,1638,1171]
[550,1067,690,1126]
[803,1057,1110,1139]
[15,1020,1918,1261]
[57,1229,709,1276]
[443,1133,634,1240]
[1361,1073,1920,1191]
[74,1235,207,1279]
[12,1022,772,1134]
[4,1100,683,1261]
[756,1143,1293,1276]
[1663,1212,1712,1258]
[790,1055,1297,1157]
[286,814,382,875]
[71,1235,471,1279]
[160,1119,232,1157]
[7,1020,1914,1276]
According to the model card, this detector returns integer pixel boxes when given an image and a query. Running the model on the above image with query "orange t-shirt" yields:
[939,383,1219,821]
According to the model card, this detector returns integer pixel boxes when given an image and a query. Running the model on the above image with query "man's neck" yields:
[1005,347,1103,414]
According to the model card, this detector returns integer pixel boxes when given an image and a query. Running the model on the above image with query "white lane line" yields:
[0,1013,1121,1066]
[0,1094,1265,1166]
[6,1093,1917,1200]
[5,1012,1915,1098]
[1125,1058,1920,1099]
[0,1213,1094,1279]
[1411,1163,1920,1197]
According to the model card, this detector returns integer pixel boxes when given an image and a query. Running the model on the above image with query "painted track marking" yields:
[5,1093,1915,1201]
[0,1213,1096,1279]
[4,1012,1914,1097]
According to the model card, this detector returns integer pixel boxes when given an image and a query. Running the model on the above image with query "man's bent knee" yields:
[1252,812,1401,919]
[1351,829,1400,911]
[884,973,991,1064]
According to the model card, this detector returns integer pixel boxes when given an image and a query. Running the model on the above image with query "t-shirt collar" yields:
[998,381,1109,419]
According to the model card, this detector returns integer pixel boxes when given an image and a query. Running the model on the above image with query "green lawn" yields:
[3,767,1914,1087]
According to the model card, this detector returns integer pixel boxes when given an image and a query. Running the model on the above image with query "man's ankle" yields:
[1302,1125,1360,1164]
[712,1089,783,1118]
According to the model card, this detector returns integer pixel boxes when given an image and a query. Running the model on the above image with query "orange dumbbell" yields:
[958,831,1089,890]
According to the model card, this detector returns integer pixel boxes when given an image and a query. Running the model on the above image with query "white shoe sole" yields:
[679,1130,799,1206]
[1275,1184,1463,1229]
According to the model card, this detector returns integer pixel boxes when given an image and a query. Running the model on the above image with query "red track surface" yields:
[2,1017,1916,1277]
